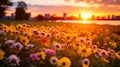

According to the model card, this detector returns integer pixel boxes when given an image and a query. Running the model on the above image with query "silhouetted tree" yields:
[35,14,44,21]
[15,1,28,20]
[0,0,12,18]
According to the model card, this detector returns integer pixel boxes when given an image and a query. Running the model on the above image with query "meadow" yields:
[0,20,120,67]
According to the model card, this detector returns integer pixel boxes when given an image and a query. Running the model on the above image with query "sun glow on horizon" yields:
[81,12,92,20]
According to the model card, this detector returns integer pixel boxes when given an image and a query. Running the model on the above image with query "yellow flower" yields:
[63,34,71,41]
[16,24,23,30]
[104,36,110,42]
[0,49,5,60]
[15,35,29,46]
[77,45,92,58]
[15,35,21,41]
[115,51,120,60]
[20,36,29,46]
[109,40,117,48]
[83,64,89,67]
[7,26,16,36]
[1,24,8,30]
[100,58,110,63]
[92,34,97,40]
[96,41,100,45]
[58,57,71,67]
[37,51,46,60]
[103,42,107,46]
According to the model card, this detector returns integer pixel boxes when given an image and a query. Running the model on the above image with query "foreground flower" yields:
[20,36,29,46]
[29,53,40,61]
[50,56,58,65]
[13,42,23,50]
[0,30,6,35]
[8,54,20,65]
[53,43,62,51]
[58,57,71,67]
[16,24,23,30]
[109,40,117,48]
[107,49,115,59]
[44,49,56,56]
[91,45,98,53]
[100,58,110,63]
[99,49,108,57]
[37,51,46,60]
[0,49,5,60]
[115,51,120,60]
[82,58,90,67]
[32,29,39,35]
[5,40,15,46]
[77,45,92,58]
[25,44,34,49]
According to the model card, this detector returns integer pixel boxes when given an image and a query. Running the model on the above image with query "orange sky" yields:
[6,0,120,17]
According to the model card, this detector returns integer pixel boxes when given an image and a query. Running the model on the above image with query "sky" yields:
[7,0,120,17]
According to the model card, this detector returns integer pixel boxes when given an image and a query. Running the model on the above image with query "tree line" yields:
[0,0,30,20]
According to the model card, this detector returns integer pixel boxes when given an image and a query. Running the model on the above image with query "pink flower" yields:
[22,23,30,27]
[91,45,97,49]
[79,37,86,43]
[23,32,29,36]
[75,42,81,46]
[29,53,40,61]
[82,58,90,66]
[91,45,98,53]
[32,29,39,35]
[45,33,51,38]
[50,56,58,65]
[99,49,108,57]
[107,49,115,58]
[44,49,56,56]
[53,44,62,50]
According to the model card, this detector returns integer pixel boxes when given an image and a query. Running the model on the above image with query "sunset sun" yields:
[81,12,92,20]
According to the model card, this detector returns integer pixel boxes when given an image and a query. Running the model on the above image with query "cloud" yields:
[64,0,71,2]
[8,2,120,17]
[26,4,120,14]
[64,0,120,5]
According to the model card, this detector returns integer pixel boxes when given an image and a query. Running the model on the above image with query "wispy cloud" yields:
[64,0,120,5]
[27,4,120,14]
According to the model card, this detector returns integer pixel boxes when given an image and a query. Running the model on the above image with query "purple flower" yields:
[13,42,23,50]
[5,40,15,46]
[8,54,20,65]
[25,44,34,49]
[44,49,56,56]
[0,30,6,35]
[29,53,40,61]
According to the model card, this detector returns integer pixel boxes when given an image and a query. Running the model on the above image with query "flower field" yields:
[0,21,120,67]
